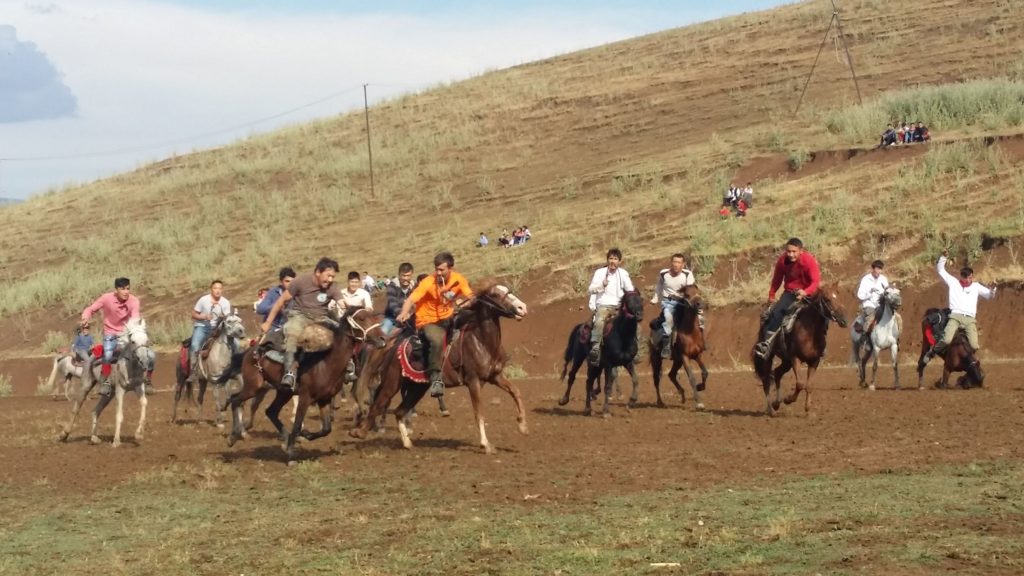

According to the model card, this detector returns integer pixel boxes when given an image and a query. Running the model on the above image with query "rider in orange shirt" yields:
[396,251,474,398]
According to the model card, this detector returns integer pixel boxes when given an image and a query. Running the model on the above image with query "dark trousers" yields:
[421,318,453,374]
[763,291,799,337]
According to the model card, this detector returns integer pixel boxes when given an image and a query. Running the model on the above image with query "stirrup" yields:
[428,374,445,398]
[281,371,296,389]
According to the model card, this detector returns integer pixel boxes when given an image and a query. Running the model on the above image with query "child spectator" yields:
[736,198,748,218]
[914,121,931,142]
[522,225,532,242]
[880,124,897,147]
[72,324,95,363]
[719,204,731,219]
[742,182,753,206]
[477,232,489,247]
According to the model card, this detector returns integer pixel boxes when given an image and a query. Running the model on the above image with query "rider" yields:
[186,280,233,383]
[340,271,374,311]
[650,253,699,358]
[754,238,821,359]
[396,251,474,398]
[71,324,95,364]
[255,267,296,331]
[853,260,889,340]
[80,277,147,396]
[382,262,415,336]
[587,247,635,366]
[931,250,997,358]
[260,258,344,390]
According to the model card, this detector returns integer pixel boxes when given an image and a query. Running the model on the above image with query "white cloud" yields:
[0,0,665,197]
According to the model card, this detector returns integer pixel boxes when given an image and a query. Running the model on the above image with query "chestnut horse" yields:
[916,308,984,389]
[217,308,385,462]
[649,285,708,410]
[350,282,528,454]
[752,283,848,416]
[558,291,644,417]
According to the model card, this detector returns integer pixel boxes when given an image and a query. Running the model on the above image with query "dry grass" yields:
[0,0,1022,351]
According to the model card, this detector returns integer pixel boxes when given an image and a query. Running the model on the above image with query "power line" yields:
[0,84,367,163]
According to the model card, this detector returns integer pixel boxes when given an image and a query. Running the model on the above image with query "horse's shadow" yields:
[705,407,765,418]
[348,435,518,454]
[217,444,339,464]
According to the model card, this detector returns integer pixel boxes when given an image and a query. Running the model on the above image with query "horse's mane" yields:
[472,277,502,296]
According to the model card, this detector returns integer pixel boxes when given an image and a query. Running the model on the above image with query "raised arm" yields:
[936,255,957,287]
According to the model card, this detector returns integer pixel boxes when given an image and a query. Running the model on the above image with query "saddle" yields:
[396,330,458,384]
[577,320,615,346]
[924,308,951,346]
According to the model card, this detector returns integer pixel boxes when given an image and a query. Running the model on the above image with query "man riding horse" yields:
[927,250,997,363]
[260,257,345,390]
[382,262,415,336]
[650,253,704,359]
[587,248,635,366]
[186,280,233,384]
[81,277,153,396]
[396,251,474,398]
[754,237,821,359]
[853,260,890,342]
[255,267,296,331]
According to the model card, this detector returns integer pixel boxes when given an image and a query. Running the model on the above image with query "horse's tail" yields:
[44,355,62,395]
[560,325,579,382]
[751,346,770,381]
[216,350,246,385]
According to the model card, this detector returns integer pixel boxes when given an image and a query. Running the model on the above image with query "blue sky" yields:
[0,0,791,199]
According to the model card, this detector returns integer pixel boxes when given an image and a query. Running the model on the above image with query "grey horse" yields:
[173,311,246,427]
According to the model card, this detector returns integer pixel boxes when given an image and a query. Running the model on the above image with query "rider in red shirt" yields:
[753,237,821,359]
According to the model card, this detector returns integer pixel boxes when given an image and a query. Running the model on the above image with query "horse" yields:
[558,291,644,417]
[43,353,87,401]
[58,318,155,447]
[916,309,984,390]
[649,285,708,410]
[172,311,247,426]
[349,282,529,453]
[218,308,385,462]
[752,284,848,417]
[850,286,903,391]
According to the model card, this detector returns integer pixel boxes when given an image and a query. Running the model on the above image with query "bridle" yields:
[471,288,521,319]
[345,308,382,342]
[618,291,642,320]
[811,293,845,325]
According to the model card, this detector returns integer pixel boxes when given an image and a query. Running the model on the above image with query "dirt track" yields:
[3,361,1023,503]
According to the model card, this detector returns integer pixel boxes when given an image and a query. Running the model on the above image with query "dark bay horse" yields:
[916,308,984,389]
[349,282,528,454]
[558,291,643,417]
[752,283,848,416]
[217,309,385,462]
[649,285,708,410]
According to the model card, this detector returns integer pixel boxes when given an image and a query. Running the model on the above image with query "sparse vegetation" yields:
[0,373,12,397]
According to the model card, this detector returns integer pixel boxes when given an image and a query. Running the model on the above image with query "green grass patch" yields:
[1,461,1023,575]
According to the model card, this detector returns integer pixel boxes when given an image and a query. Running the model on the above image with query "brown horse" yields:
[217,308,385,462]
[916,309,984,389]
[349,282,528,453]
[752,283,848,416]
[649,285,708,410]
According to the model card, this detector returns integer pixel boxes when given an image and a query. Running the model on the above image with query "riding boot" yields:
[344,358,357,383]
[428,370,445,398]
[98,377,113,397]
[587,341,602,366]
[281,350,297,390]
[754,330,778,359]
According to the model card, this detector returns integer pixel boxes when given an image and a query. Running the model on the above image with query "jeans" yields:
[189,324,211,356]
[102,335,119,364]
[764,291,799,336]
[659,300,678,337]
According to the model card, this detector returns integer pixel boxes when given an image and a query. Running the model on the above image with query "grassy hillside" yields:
[1,0,1023,353]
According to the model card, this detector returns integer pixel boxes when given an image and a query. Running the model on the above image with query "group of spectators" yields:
[719,182,753,219]
[880,121,931,148]
[478,226,532,248]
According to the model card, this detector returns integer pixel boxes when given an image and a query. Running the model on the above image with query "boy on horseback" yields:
[587,248,635,366]
[186,280,233,383]
[650,253,700,358]
[931,250,996,359]
[396,251,474,398]
[853,260,889,341]
[81,277,150,396]
[260,258,344,390]
[255,267,296,331]
[754,238,821,359]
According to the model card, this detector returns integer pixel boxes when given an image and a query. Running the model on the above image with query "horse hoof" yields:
[868,384,876,391]
[402,441,413,450]
[602,412,611,419]
[917,386,924,391]
[696,403,705,411]
[696,384,706,392]
[287,460,298,467]
[349,428,367,440]
[111,441,121,448]
[227,435,238,448]
[135,433,144,442]
[627,400,637,409]
[583,408,592,417]
[771,400,782,411]
[656,401,666,408]
[216,423,225,429]
[518,422,529,435]
[89,435,101,445]
[483,444,496,455]
[440,410,451,418]
[557,396,569,407]
[57,432,69,443]
[782,396,796,406]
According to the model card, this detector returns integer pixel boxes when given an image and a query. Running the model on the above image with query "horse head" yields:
[344,308,387,348]
[621,291,644,321]
[471,281,528,320]
[882,286,902,310]
[220,311,246,340]
[681,285,702,309]
[119,318,150,349]
[815,283,848,327]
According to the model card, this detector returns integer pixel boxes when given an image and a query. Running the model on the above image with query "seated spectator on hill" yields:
[477,232,489,247]
[880,124,898,148]
[901,121,913,144]
[498,228,511,248]
[742,182,753,206]
[913,121,930,143]
[719,204,731,219]
[522,225,532,242]
[512,227,525,246]
[736,198,748,218]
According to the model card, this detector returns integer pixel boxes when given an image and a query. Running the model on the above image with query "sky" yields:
[0,0,790,199]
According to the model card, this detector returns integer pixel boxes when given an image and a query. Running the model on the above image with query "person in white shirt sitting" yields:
[587,248,635,366]
[650,253,698,358]
[187,280,233,383]
[931,250,996,358]
[853,259,889,340]
[339,271,374,382]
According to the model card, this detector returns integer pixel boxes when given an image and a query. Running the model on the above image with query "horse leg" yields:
[667,358,686,405]
[582,366,596,416]
[134,385,148,442]
[300,401,333,442]
[112,378,125,448]
[783,358,804,407]
[437,395,451,417]
[602,366,614,418]
[868,347,880,391]
[465,378,495,454]
[171,369,184,423]
[493,373,528,435]
[651,353,666,407]
[196,377,207,425]
[90,392,113,445]
[681,357,704,411]
[246,387,269,433]
[916,345,930,390]
[625,363,640,408]
[266,390,294,441]
[803,361,820,416]
[285,392,311,462]
[939,366,950,389]
[58,378,92,442]
[395,380,428,449]
[773,358,791,411]
[891,342,900,390]
[351,361,401,440]
[226,370,262,447]
[558,357,583,406]
[212,379,225,428]
[696,355,709,399]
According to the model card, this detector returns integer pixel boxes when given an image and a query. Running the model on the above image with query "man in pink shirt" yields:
[753,238,821,359]
[81,277,146,396]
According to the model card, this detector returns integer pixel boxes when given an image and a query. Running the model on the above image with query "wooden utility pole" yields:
[363,84,375,198]
[793,0,863,117]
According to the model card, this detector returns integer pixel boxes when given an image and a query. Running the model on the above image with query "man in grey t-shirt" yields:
[650,253,701,358]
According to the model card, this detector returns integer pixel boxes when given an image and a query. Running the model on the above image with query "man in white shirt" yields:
[853,259,889,338]
[362,272,375,293]
[187,280,232,383]
[650,253,698,358]
[587,248,635,365]
[341,271,374,310]
[933,250,996,355]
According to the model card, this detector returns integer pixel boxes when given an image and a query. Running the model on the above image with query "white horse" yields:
[58,318,155,447]
[173,311,246,427]
[43,353,89,401]
[850,286,903,390]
